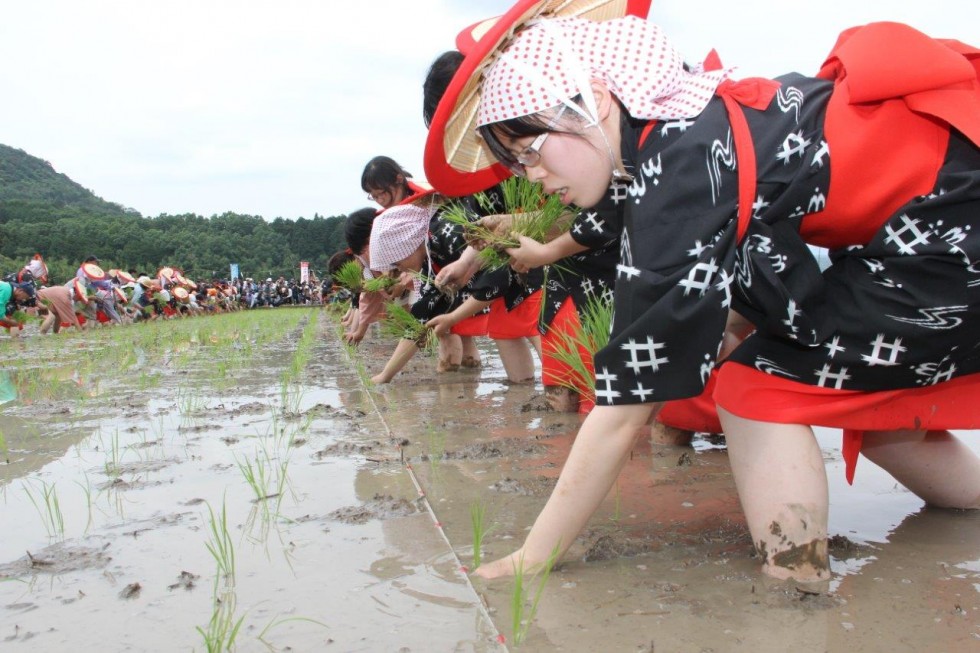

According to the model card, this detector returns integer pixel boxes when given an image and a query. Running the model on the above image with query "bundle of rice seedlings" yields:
[10,310,38,325]
[363,274,399,293]
[442,176,572,270]
[546,293,613,401]
[332,261,363,294]
[409,269,456,302]
[380,301,431,348]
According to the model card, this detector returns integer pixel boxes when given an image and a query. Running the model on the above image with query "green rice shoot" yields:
[442,176,572,270]
[546,293,613,402]
[510,542,562,646]
[332,261,363,294]
[380,301,430,348]
[363,274,399,293]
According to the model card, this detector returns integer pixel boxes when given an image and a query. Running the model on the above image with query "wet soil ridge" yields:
[327,494,419,525]
[0,543,112,577]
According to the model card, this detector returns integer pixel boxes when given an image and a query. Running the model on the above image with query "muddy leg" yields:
[494,338,535,382]
[527,335,542,360]
[39,313,56,335]
[861,430,980,509]
[545,386,579,412]
[718,407,830,582]
[459,336,481,368]
[437,333,462,372]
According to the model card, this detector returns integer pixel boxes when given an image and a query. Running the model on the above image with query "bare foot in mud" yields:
[436,360,460,373]
[460,355,481,368]
[370,373,390,384]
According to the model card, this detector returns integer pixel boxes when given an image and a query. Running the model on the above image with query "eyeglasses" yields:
[366,188,391,203]
[506,105,568,177]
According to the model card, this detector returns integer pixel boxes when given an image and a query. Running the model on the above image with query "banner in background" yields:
[300,261,309,284]
[230,263,240,280]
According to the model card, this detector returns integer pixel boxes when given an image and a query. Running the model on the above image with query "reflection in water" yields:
[0,371,16,405]
[1,365,97,404]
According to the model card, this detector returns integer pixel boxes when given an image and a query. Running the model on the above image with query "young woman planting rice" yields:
[425,0,980,582]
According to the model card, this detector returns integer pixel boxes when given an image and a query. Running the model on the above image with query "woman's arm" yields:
[371,338,421,384]
[475,402,660,578]
[425,297,493,336]
[435,246,482,289]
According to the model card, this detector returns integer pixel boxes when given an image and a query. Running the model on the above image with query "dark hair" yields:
[476,95,593,172]
[360,156,412,194]
[477,113,558,172]
[423,50,465,128]
[345,207,377,254]
[327,250,357,277]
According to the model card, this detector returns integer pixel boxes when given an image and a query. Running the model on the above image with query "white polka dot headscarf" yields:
[368,204,434,273]
[477,16,733,127]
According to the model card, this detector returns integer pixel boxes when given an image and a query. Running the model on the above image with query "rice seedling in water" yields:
[23,479,65,538]
[257,615,329,650]
[510,543,562,646]
[380,301,431,348]
[610,481,622,523]
[197,590,246,653]
[545,292,614,403]
[0,427,7,464]
[198,497,245,653]
[278,376,306,415]
[137,369,162,391]
[332,260,364,294]
[469,501,496,570]
[74,474,94,534]
[443,176,572,270]
[102,429,123,480]
[426,423,446,473]
[203,498,237,586]
[176,386,208,416]
[236,449,288,508]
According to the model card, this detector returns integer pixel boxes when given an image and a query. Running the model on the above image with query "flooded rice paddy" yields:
[1,307,978,652]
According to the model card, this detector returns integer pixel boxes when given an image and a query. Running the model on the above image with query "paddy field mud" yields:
[1,307,978,651]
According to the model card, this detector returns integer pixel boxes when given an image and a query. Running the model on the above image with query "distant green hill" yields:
[0,143,135,217]
[0,143,350,283]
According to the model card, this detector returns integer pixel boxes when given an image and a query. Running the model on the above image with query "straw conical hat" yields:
[423,0,651,196]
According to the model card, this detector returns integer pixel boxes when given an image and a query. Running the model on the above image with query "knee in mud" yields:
[771,538,829,573]
[545,386,579,413]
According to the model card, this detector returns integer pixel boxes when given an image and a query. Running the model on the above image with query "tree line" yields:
[0,143,352,283]
[0,201,350,283]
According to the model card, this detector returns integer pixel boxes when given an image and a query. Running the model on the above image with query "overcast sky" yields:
[1,1,973,220]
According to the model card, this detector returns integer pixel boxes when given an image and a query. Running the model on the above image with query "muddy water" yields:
[2,309,978,652]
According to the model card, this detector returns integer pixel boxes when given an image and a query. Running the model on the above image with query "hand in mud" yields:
[505,235,548,273]
[425,314,455,337]
[343,328,365,345]
[472,550,525,580]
